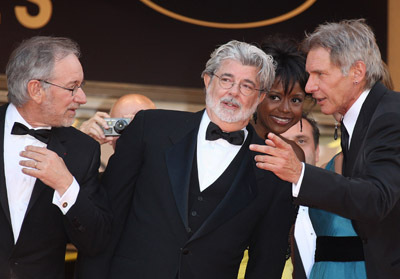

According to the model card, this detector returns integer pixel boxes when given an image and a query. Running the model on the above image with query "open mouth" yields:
[221,99,240,110]
[271,116,292,125]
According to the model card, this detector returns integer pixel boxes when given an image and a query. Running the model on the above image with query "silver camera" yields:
[102,118,131,136]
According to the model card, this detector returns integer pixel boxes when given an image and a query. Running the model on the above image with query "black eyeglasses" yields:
[213,74,264,96]
[37,79,85,96]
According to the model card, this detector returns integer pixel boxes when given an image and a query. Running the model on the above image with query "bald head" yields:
[110,94,155,118]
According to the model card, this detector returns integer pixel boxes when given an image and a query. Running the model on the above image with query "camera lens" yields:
[114,119,128,134]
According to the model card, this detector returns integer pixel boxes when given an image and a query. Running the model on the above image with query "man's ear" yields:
[27,79,44,104]
[258,92,266,104]
[351,61,367,83]
[203,74,211,89]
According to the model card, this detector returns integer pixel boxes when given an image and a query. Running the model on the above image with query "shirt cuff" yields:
[292,162,305,197]
[52,177,80,214]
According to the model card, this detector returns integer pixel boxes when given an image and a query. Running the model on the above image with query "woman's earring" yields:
[334,120,338,140]
[300,118,303,132]
[253,112,258,124]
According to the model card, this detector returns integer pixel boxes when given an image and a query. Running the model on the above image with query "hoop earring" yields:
[334,120,338,140]
[300,118,303,132]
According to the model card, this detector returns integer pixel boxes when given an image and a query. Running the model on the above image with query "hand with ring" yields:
[19,145,73,196]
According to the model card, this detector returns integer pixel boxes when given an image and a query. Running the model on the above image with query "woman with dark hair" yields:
[251,35,311,161]
[239,36,311,279]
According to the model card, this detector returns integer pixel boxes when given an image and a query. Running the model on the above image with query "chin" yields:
[61,117,75,127]
[274,127,289,135]
[321,108,335,115]
[215,109,242,123]
[267,122,289,135]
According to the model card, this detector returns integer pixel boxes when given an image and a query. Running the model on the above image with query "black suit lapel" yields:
[189,126,258,242]
[293,240,307,279]
[26,128,67,214]
[165,111,203,228]
[0,104,11,225]
[345,83,386,175]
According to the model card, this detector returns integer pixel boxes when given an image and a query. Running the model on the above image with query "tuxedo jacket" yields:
[296,82,400,278]
[77,109,297,279]
[0,104,111,279]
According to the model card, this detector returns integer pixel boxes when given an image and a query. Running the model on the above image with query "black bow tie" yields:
[205,122,245,145]
[11,122,52,144]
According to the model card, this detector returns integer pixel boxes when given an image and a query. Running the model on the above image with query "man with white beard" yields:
[77,40,297,279]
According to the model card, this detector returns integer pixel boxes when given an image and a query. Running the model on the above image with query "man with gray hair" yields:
[78,40,296,279]
[251,19,400,278]
[0,36,111,279]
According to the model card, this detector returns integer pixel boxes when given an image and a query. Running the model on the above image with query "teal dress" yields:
[309,155,367,279]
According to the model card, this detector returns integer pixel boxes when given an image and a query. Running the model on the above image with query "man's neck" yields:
[15,103,46,128]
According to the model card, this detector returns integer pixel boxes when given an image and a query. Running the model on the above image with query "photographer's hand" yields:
[80,111,113,145]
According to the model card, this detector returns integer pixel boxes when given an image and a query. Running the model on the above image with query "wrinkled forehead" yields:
[51,54,83,80]
[217,59,260,82]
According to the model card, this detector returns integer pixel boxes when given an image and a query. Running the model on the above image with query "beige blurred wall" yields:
[389,0,400,90]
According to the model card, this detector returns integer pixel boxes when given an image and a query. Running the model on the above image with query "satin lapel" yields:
[189,126,258,242]
[165,111,203,228]
[345,83,386,176]
[26,128,67,214]
[0,104,11,225]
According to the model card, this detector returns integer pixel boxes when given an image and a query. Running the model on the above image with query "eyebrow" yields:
[308,69,324,75]
[220,73,257,86]
[268,90,281,94]
[295,135,309,140]
[64,79,83,87]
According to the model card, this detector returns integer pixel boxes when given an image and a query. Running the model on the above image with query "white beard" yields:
[205,91,259,123]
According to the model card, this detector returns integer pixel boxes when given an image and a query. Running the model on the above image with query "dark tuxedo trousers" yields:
[0,104,111,279]
[296,82,400,278]
[77,109,297,279]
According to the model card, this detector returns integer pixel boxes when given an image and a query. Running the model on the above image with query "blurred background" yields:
[0,0,398,166]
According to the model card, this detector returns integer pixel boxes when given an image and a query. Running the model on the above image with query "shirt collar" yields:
[6,103,51,130]
[342,88,371,141]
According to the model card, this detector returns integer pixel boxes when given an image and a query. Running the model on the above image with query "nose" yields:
[73,87,87,104]
[228,83,241,96]
[305,76,318,93]
[278,98,290,113]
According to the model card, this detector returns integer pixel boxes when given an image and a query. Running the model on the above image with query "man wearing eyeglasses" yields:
[0,36,111,279]
[77,40,296,279]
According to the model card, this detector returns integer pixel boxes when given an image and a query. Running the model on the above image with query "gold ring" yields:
[34,161,37,168]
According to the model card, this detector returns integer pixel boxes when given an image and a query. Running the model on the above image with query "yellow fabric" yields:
[281,258,294,279]
[237,250,248,279]
[65,250,77,262]
[237,250,293,279]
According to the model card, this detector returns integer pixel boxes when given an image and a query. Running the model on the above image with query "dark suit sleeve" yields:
[63,139,112,256]
[298,112,400,223]
[245,179,296,278]
[75,111,147,278]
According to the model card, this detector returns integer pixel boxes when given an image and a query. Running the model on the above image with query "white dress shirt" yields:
[295,206,316,278]
[196,111,248,192]
[342,89,370,145]
[4,103,79,243]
